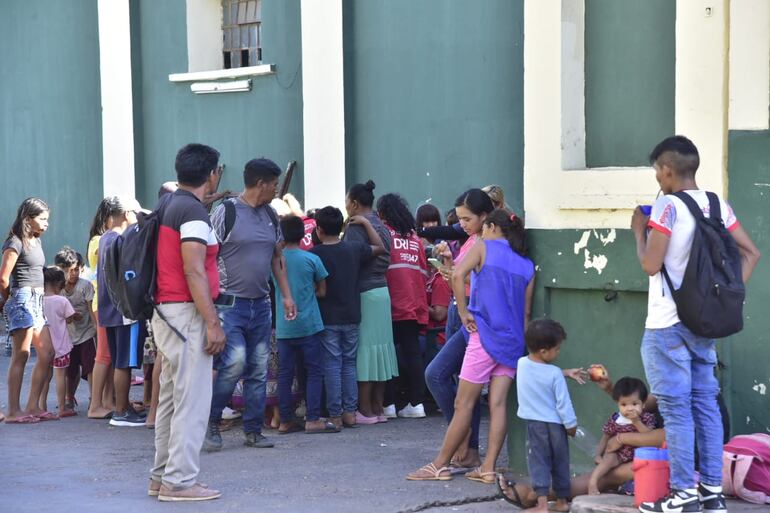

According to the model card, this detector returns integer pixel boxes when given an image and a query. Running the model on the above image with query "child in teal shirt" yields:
[274,216,337,434]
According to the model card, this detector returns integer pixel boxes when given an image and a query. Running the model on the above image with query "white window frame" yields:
[523,0,729,229]
[168,0,275,83]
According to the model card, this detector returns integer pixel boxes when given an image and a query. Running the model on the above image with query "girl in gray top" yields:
[0,197,56,423]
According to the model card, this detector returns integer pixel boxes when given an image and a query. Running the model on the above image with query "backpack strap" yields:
[706,191,722,223]
[223,199,236,242]
[264,204,280,240]
[671,191,705,220]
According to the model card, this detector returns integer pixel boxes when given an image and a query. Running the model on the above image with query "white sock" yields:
[701,483,723,493]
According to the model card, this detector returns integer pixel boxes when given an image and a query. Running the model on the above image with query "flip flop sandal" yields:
[278,422,304,435]
[497,473,525,508]
[305,421,340,434]
[5,414,40,424]
[34,411,60,422]
[88,411,113,419]
[59,410,77,418]
[406,463,453,481]
[465,467,497,484]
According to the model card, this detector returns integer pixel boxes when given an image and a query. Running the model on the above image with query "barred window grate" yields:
[222,0,261,69]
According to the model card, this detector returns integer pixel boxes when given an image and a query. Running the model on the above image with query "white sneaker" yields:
[397,403,426,418]
[382,404,397,418]
[221,406,241,420]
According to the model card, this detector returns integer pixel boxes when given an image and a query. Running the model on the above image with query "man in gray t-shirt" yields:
[204,158,297,452]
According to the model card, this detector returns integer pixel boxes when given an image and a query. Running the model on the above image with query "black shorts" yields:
[66,338,96,380]
[106,324,143,370]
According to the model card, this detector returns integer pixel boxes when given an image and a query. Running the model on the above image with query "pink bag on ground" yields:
[722,433,770,504]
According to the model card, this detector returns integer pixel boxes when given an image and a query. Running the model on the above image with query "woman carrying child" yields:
[408,208,535,482]
[1,197,56,423]
[589,377,657,494]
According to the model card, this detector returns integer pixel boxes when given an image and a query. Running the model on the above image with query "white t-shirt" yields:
[645,190,739,329]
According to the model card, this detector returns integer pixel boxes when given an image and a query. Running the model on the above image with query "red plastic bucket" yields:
[632,447,670,506]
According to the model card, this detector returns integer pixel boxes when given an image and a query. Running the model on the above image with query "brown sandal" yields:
[465,466,497,484]
[406,463,452,481]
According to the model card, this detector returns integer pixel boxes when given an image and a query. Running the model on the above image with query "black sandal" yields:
[497,473,525,508]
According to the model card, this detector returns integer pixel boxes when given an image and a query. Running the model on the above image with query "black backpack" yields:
[661,191,745,339]
[103,194,171,323]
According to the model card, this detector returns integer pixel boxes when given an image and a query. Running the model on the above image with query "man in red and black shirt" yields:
[149,143,226,502]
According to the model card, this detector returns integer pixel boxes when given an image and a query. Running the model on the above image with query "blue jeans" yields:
[279,333,323,422]
[320,324,359,417]
[425,325,481,450]
[641,322,722,489]
[444,299,462,341]
[210,297,271,434]
[525,420,571,498]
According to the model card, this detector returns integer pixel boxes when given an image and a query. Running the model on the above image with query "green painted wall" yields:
[0,0,103,259]
[343,0,524,217]
[134,0,304,209]
[507,229,654,471]
[724,131,770,436]
[584,0,675,168]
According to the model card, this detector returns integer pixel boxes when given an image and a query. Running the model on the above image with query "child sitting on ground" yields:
[589,377,656,495]
[55,247,97,413]
[41,266,76,417]
[516,318,576,513]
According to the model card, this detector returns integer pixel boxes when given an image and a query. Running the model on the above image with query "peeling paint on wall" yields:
[599,228,617,246]
[574,231,592,255]
[584,249,608,274]
[753,382,767,395]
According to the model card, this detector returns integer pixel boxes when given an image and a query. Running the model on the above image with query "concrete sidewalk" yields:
[2,353,765,513]
[0,353,508,513]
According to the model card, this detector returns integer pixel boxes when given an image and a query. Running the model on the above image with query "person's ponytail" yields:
[484,208,527,256]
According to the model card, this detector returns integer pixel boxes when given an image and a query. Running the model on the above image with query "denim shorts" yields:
[3,287,46,333]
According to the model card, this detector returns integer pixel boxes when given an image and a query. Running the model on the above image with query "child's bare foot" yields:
[587,479,600,495]
[553,498,571,512]
[523,496,550,513]
[88,406,113,419]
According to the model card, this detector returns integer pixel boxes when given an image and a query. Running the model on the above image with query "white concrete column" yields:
[728,0,770,131]
[97,0,136,198]
[675,0,729,195]
[300,0,346,212]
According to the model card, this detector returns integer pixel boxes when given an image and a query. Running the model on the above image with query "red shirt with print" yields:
[300,217,316,251]
[384,224,429,325]
[424,271,451,344]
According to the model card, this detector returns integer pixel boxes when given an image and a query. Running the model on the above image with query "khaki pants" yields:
[150,303,213,490]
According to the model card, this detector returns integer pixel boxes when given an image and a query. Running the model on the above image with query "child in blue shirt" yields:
[274,215,337,434]
[517,319,577,513]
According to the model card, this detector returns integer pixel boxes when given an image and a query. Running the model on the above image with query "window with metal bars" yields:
[222,0,262,69]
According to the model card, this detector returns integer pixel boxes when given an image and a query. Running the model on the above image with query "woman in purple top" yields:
[408,209,535,482]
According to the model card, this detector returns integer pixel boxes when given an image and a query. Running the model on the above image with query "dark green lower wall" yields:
[724,131,770,436]
[0,1,103,258]
[134,0,304,209]
[507,229,652,472]
[507,172,769,471]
